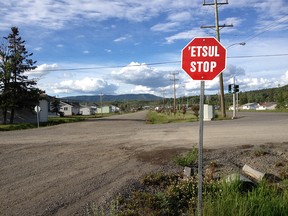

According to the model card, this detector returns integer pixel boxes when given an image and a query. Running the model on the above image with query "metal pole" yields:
[100,93,103,115]
[232,76,236,119]
[198,80,205,216]
[36,106,40,128]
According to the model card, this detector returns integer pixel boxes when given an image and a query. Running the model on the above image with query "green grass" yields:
[93,174,288,216]
[47,116,86,125]
[0,123,36,131]
[201,180,288,216]
[173,147,198,167]
[146,111,198,124]
[0,116,90,131]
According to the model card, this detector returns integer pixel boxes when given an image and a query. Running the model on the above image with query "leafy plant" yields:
[174,148,198,167]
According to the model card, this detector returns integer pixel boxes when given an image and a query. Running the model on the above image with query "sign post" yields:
[34,105,41,128]
[181,37,226,216]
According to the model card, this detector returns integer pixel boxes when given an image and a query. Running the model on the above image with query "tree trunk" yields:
[9,108,15,124]
[2,109,7,124]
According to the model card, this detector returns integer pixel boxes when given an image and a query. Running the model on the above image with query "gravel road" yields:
[1,111,288,215]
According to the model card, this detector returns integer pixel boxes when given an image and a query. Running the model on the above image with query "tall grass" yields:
[0,123,36,131]
[201,180,288,216]
[173,147,198,167]
[96,174,288,216]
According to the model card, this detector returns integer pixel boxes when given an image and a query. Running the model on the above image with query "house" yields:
[59,101,80,116]
[0,93,49,124]
[241,103,259,110]
[97,105,120,114]
[228,105,238,111]
[79,105,97,115]
[38,94,49,122]
[256,102,277,110]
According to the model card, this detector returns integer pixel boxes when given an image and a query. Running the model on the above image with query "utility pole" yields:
[99,93,103,116]
[202,0,233,118]
[162,88,165,111]
[171,72,179,114]
[232,76,236,119]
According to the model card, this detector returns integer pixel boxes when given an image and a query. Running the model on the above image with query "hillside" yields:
[61,94,162,103]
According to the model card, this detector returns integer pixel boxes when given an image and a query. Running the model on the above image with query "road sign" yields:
[181,37,226,80]
[34,105,41,113]
[34,105,41,128]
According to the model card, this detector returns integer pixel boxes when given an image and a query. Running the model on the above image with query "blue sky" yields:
[1,0,288,97]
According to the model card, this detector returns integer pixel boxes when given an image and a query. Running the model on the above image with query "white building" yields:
[80,106,97,115]
[97,105,120,114]
[59,101,80,116]
[241,103,259,110]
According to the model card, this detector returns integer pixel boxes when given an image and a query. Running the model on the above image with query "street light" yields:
[227,42,246,49]
[226,42,245,119]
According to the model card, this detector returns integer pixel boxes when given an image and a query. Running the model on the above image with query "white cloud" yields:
[281,71,288,83]
[151,22,178,32]
[52,77,118,95]
[222,17,243,28]
[151,11,193,32]
[33,47,42,51]
[131,85,154,94]
[114,36,127,42]
[167,11,192,22]
[112,62,171,88]
[25,63,58,77]
[165,29,206,44]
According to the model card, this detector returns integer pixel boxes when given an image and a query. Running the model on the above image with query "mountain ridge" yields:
[61,93,162,103]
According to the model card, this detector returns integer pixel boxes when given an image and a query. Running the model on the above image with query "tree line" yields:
[178,85,288,109]
[0,27,41,124]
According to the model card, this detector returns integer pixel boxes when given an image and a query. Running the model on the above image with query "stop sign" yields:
[181,37,226,80]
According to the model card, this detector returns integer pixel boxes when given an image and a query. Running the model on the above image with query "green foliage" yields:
[50,97,60,114]
[47,116,86,125]
[173,148,198,167]
[253,148,268,157]
[0,27,40,124]
[91,171,288,216]
[202,180,288,216]
[0,123,36,131]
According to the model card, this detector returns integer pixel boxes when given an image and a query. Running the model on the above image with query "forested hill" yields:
[236,84,288,105]
[61,94,162,103]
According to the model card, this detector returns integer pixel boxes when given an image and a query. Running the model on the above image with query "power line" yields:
[243,14,288,43]
[228,53,288,58]
[34,53,288,72]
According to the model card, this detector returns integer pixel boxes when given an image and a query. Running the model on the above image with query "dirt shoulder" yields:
[0,111,287,215]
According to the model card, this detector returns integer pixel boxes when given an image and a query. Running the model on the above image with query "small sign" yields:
[34,105,41,113]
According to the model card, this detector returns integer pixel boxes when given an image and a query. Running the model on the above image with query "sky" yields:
[0,0,288,98]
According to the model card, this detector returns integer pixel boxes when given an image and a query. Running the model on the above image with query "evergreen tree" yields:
[0,27,40,124]
[50,97,60,114]
[0,41,12,124]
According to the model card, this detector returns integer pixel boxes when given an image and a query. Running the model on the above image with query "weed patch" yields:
[173,147,198,167]
[146,111,198,124]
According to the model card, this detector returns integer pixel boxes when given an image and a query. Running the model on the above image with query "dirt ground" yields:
[0,111,288,216]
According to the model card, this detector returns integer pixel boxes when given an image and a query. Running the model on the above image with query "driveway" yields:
[0,111,287,215]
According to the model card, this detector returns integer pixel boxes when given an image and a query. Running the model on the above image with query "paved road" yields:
[0,111,287,215]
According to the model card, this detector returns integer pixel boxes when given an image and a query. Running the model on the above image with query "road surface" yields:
[0,111,287,215]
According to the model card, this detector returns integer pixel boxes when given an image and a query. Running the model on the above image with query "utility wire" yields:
[242,14,288,43]
[34,53,288,72]
[33,15,288,73]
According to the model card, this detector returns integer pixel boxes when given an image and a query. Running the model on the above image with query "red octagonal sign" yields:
[181,37,226,81]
